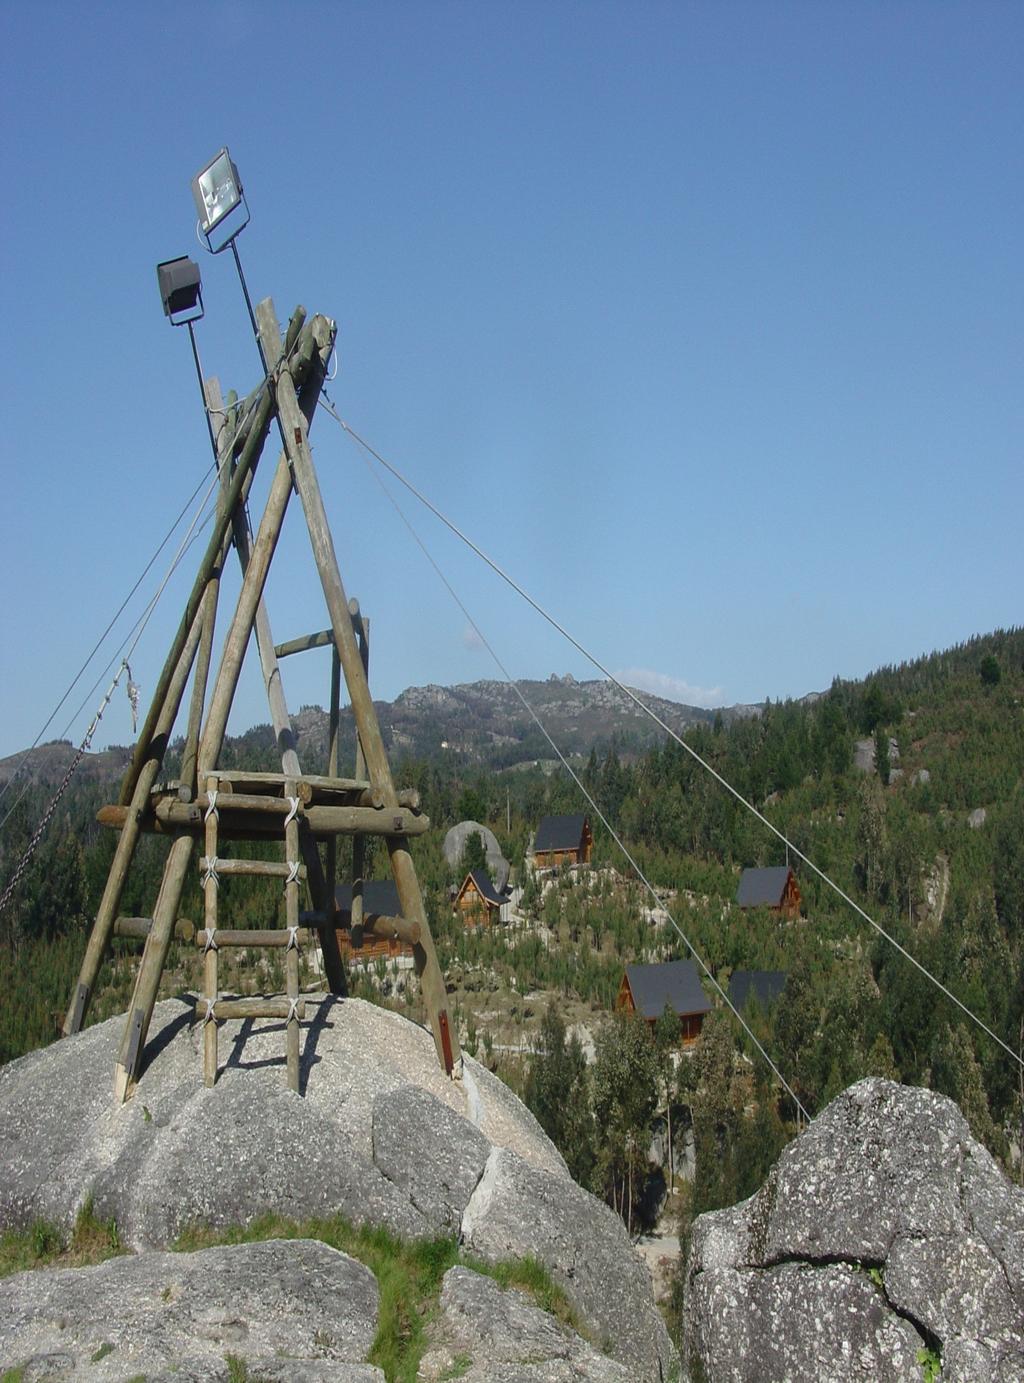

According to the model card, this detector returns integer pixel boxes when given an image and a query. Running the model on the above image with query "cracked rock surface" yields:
[461,1147,677,1381]
[684,1078,1024,1382]
[418,1266,634,1382]
[0,997,676,1382]
[0,1238,383,1381]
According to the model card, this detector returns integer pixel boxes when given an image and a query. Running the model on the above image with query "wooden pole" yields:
[324,641,341,915]
[351,605,369,946]
[117,306,319,806]
[63,595,208,1035]
[113,829,194,1102]
[207,345,345,997]
[202,772,219,1086]
[256,298,459,1075]
[178,386,235,800]
[111,314,330,1099]
[284,777,301,1092]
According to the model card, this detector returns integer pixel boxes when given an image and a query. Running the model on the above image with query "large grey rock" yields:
[0,998,671,1380]
[684,1078,1024,1382]
[0,1238,383,1381]
[0,996,562,1248]
[419,1266,633,1382]
[444,819,510,890]
[462,1148,677,1382]
[687,1260,923,1382]
[372,1083,491,1232]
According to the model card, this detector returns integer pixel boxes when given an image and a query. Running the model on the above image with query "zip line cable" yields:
[344,419,811,1121]
[0,361,279,820]
[0,466,223,915]
[320,397,1024,1078]
[0,461,218,815]
[1,323,320,903]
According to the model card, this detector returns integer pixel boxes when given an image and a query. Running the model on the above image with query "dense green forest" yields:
[2,628,1022,1248]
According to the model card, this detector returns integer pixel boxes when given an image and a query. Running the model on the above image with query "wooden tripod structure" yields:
[63,298,459,1102]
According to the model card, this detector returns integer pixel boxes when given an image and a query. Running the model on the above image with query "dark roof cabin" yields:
[334,880,412,963]
[616,959,712,1046]
[736,866,801,918]
[533,813,592,869]
[728,969,787,1012]
[454,870,507,926]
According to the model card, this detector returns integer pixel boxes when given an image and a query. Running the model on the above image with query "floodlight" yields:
[191,146,249,251]
[157,256,204,325]
[156,255,217,456]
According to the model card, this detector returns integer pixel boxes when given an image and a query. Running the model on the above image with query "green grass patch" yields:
[174,1212,587,1382]
[458,1251,582,1334]
[0,1197,122,1279]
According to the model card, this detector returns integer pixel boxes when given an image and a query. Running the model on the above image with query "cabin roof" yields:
[623,960,712,1021]
[736,866,795,908]
[335,880,402,916]
[463,870,506,906]
[728,969,788,1011]
[534,813,589,853]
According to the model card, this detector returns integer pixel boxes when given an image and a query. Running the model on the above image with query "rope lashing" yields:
[284,796,300,826]
[203,927,218,953]
[286,997,300,1024]
[202,858,220,890]
[286,925,300,950]
[202,997,217,1024]
[204,790,219,822]
[284,860,301,887]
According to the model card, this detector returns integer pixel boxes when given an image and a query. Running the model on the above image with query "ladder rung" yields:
[200,857,306,881]
[202,997,306,1021]
[197,928,310,948]
[197,792,304,816]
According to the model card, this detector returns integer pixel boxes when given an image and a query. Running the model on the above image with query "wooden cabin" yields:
[728,969,787,1013]
[532,813,593,869]
[454,870,507,927]
[616,960,712,1047]
[735,866,801,919]
[335,880,413,964]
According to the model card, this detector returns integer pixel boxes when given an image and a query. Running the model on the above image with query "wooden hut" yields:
[335,880,413,963]
[453,870,507,927]
[616,960,712,1047]
[735,866,801,919]
[532,813,593,869]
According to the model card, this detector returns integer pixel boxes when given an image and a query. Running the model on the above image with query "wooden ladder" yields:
[197,772,308,1092]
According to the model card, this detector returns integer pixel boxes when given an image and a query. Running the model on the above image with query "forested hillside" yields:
[2,628,1021,1225]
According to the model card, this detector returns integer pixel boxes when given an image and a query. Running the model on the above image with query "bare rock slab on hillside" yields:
[0,1238,383,1381]
[462,1147,677,1382]
[0,995,562,1249]
[0,996,675,1381]
[684,1078,1024,1383]
[419,1266,633,1383]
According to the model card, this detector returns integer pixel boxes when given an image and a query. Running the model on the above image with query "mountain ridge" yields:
[0,674,770,786]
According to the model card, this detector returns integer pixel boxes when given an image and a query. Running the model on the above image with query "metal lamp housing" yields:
[157,256,204,325]
[192,148,244,235]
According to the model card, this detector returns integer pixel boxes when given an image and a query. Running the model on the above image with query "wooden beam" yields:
[256,297,459,1076]
[97,800,429,838]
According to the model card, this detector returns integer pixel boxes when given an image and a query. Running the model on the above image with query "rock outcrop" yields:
[419,1266,633,1382]
[0,1238,382,1381]
[684,1078,1024,1382]
[0,996,675,1381]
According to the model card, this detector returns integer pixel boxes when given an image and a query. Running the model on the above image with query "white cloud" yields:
[613,668,724,708]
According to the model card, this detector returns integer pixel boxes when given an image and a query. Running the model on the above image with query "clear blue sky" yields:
[1,2,1020,759]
